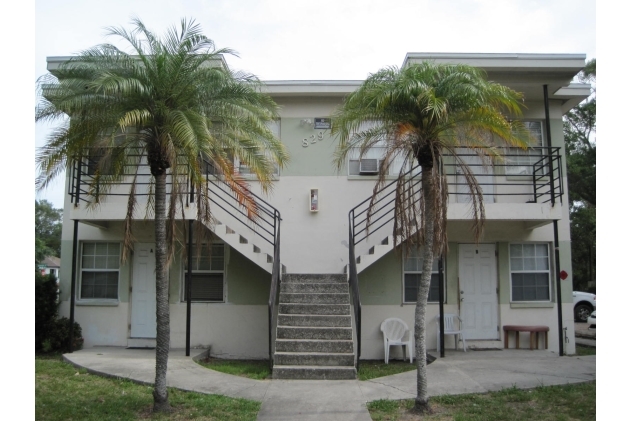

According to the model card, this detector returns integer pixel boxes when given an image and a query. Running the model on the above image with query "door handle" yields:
[461,298,464,302]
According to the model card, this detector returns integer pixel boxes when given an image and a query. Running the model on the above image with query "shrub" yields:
[36,272,83,352]
[35,273,59,350]
[42,317,84,352]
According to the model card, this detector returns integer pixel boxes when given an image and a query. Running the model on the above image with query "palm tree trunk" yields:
[153,172,171,412]
[414,165,435,413]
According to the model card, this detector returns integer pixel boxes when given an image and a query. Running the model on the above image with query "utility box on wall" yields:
[310,189,319,212]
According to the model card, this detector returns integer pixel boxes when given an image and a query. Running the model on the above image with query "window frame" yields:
[79,242,121,301]
[504,120,546,177]
[509,242,552,303]
[402,248,445,304]
[233,119,282,179]
[181,242,226,303]
[346,120,407,178]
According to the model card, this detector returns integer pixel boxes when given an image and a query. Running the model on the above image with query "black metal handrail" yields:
[347,146,564,368]
[69,153,283,368]
[268,214,281,370]
[347,215,362,371]
[349,146,564,253]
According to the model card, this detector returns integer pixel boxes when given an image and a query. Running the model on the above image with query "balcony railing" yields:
[68,153,283,368]
[347,147,564,363]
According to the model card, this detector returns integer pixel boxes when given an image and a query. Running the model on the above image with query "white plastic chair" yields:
[436,313,467,352]
[380,318,414,363]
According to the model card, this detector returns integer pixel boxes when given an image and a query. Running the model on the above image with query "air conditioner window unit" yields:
[359,159,380,174]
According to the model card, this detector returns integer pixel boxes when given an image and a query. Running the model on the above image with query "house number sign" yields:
[302,131,325,147]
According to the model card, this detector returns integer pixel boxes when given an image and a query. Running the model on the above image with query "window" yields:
[403,248,443,303]
[183,243,225,302]
[510,243,551,302]
[235,119,281,177]
[80,242,120,299]
[347,121,405,176]
[505,121,545,176]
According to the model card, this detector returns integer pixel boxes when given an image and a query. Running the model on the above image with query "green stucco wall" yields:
[168,244,270,305]
[279,118,340,176]
[358,242,459,305]
[226,248,271,304]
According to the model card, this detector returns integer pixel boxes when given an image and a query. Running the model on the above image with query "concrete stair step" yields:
[279,293,349,304]
[275,339,354,353]
[274,352,355,366]
[277,326,352,340]
[273,365,357,380]
[279,304,350,315]
[280,282,348,294]
[283,274,347,283]
[278,314,352,327]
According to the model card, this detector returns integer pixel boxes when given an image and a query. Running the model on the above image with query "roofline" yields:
[402,52,587,72]
[404,52,587,61]
[263,80,362,96]
[46,55,229,72]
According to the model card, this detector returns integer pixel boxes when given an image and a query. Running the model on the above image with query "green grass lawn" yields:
[36,355,260,421]
[368,382,596,421]
[576,345,596,356]
[195,357,271,380]
[358,360,416,381]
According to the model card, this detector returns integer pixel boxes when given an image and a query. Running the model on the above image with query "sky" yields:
[33,0,597,209]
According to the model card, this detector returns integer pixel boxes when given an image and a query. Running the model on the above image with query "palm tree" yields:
[36,18,288,412]
[331,62,530,413]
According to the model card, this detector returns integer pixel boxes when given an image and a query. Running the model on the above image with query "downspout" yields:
[438,255,445,358]
[68,219,79,352]
[186,220,193,357]
[543,84,564,356]
[553,221,564,356]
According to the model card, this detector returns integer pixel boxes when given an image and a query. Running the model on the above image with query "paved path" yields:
[63,348,595,421]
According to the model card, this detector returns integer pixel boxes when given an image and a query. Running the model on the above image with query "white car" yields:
[587,311,596,329]
[573,291,596,323]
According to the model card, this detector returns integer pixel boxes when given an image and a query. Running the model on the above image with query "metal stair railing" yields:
[347,146,565,369]
[69,153,283,368]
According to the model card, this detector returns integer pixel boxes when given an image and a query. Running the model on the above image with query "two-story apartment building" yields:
[52,53,590,379]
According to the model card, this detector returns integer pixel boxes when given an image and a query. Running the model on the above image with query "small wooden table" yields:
[503,325,549,350]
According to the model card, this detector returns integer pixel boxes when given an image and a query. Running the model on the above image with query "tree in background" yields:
[35,200,62,263]
[564,59,596,292]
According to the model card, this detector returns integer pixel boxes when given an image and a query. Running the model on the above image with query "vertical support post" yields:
[68,220,79,352]
[438,255,445,358]
[543,85,556,205]
[74,158,82,207]
[553,220,564,356]
[186,220,193,356]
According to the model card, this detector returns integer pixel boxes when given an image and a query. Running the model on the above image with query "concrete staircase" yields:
[273,274,357,380]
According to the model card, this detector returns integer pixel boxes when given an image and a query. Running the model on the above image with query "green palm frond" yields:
[35,17,288,264]
[332,61,528,253]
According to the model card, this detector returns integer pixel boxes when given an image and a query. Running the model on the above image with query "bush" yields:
[36,272,83,352]
[36,273,59,350]
[42,317,84,352]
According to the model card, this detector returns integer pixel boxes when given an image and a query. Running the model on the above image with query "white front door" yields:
[459,244,498,340]
[456,148,495,203]
[130,243,156,338]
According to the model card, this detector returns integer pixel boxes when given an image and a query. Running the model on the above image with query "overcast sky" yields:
[34,0,596,208]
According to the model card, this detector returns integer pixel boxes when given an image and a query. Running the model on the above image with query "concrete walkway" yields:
[63,348,595,421]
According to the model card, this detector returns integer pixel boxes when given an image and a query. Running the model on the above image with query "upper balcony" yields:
[348,146,565,267]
